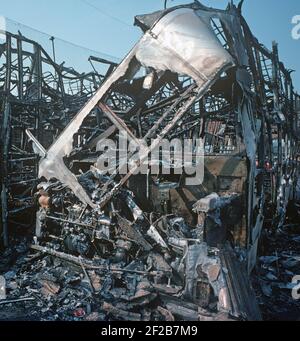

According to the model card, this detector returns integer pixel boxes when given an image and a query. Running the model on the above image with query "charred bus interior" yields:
[0,1,300,321]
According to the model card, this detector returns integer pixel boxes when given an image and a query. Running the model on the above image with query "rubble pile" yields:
[253,223,300,321]
[0,169,240,321]
[0,243,229,321]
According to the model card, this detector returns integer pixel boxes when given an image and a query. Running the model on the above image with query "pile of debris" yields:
[0,242,228,321]
[252,223,300,321]
[0,168,261,321]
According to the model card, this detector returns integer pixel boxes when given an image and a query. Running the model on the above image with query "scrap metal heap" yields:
[1,1,300,321]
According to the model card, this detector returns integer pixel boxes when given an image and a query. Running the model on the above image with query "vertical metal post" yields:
[17,36,23,100]
[1,33,12,247]
[272,42,281,116]
[33,44,42,140]
[50,36,56,63]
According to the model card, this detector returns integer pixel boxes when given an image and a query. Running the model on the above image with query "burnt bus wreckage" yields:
[0,1,300,321]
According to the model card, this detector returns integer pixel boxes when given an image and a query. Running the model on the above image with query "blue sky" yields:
[1,0,300,91]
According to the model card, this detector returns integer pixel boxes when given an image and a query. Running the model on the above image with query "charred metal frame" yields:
[27,1,299,271]
[1,1,300,321]
[0,30,118,247]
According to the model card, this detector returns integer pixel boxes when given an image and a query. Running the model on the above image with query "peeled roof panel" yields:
[135,8,235,87]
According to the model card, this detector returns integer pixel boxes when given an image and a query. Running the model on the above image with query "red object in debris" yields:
[73,308,86,318]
